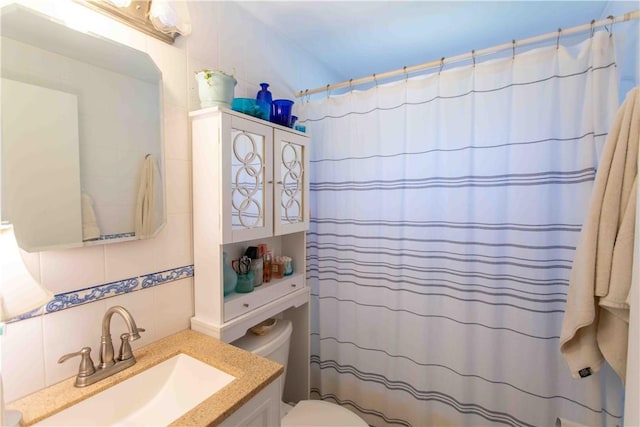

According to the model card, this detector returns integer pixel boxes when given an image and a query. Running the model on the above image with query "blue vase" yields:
[223,252,237,296]
[256,82,273,121]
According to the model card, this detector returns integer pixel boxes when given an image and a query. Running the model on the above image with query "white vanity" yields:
[7,330,284,426]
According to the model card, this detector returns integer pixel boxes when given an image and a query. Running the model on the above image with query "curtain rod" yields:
[295,10,640,98]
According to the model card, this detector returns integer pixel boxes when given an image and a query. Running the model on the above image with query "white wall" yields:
[1,0,338,404]
[599,4,639,423]
[600,2,639,101]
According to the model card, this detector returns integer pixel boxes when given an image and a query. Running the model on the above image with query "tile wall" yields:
[1,0,340,403]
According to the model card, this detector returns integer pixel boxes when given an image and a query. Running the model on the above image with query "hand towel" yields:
[81,193,101,241]
[560,87,639,383]
[135,154,157,239]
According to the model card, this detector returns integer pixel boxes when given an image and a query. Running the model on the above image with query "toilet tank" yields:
[232,319,293,385]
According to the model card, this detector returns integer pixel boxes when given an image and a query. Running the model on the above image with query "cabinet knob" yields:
[291,284,297,288]
[243,303,249,308]
[267,181,273,184]
[277,181,283,185]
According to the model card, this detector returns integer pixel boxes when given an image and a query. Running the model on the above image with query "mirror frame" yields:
[74,0,177,45]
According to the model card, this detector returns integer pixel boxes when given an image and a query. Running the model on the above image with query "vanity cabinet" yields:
[190,107,310,404]
[219,378,282,427]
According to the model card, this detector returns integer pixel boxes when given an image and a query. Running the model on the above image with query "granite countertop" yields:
[7,329,283,426]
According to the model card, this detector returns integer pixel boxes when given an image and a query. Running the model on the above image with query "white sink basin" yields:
[36,354,236,426]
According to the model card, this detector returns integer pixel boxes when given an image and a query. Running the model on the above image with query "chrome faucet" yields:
[59,305,145,387]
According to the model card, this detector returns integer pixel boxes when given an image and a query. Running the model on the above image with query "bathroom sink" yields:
[35,353,236,426]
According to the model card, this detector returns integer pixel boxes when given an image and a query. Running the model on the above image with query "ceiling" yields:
[237,1,635,86]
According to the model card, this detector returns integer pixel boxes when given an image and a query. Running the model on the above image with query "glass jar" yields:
[222,252,237,296]
[283,257,293,276]
[251,257,263,287]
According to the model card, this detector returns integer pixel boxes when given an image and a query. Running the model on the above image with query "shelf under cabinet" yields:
[224,272,305,322]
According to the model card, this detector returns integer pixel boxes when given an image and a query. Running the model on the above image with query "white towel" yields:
[560,87,639,383]
[81,193,101,241]
[135,155,157,239]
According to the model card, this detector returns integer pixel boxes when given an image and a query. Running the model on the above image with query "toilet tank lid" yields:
[232,319,293,357]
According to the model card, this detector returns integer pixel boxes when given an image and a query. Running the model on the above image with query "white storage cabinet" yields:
[190,107,310,404]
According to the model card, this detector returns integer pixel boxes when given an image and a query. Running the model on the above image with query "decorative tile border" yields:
[83,232,137,243]
[99,232,136,241]
[6,265,194,324]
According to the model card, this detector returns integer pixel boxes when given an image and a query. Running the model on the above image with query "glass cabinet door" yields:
[222,115,273,243]
[273,129,309,236]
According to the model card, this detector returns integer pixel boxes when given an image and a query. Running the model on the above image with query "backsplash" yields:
[1,0,339,404]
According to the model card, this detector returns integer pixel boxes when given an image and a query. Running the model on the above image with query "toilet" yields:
[233,319,368,427]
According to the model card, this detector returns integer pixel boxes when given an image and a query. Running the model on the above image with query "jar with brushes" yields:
[233,255,254,293]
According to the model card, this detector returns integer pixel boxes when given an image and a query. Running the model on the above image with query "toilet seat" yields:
[281,400,368,427]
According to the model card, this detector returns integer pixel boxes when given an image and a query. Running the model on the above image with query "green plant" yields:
[196,68,235,86]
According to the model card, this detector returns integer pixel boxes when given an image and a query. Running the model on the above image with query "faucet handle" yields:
[118,333,134,361]
[118,327,145,361]
[58,347,96,378]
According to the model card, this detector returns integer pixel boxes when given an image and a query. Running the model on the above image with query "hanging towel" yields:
[81,193,101,241]
[135,154,157,239]
[560,87,639,383]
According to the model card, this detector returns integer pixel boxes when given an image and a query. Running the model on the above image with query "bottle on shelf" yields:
[272,256,284,279]
[263,250,273,283]
[256,82,273,121]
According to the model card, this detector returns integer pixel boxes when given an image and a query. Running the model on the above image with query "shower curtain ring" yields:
[607,15,615,37]
[556,28,562,50]
[373,73,378,87]
[326,84,330,98]
[403,66,408,82]
[349,78,353,93]
[590,19,596,37]
[439,57,445,75]
[512,40,516,60]
[472,50,476,67]
[304,89,310,103]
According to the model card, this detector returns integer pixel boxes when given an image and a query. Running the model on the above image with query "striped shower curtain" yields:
[300,31,623,427]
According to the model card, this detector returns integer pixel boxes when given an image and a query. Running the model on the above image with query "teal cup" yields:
[235,271,255,293]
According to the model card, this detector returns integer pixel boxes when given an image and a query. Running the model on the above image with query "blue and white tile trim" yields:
[6,265,194,324]
[99,232,136,241]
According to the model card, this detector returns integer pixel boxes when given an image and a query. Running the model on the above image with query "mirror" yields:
[1,4,165,252]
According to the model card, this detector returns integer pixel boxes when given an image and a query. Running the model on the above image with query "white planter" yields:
[195,71,237,109]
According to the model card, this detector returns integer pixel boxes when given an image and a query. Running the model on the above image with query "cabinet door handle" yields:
[267,181,273,184]
[277,181,283,185]
[243,303,249,308]
[291,284,297,288]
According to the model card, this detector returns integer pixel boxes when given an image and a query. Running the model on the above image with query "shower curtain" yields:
[301,31,623,427]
